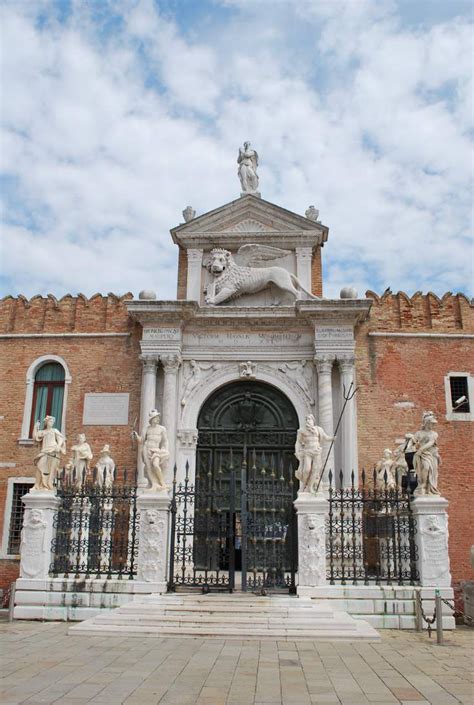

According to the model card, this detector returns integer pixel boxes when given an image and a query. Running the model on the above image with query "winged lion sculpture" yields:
[203,244,319,305]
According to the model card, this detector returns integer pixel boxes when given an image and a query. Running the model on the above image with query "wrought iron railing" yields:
[327,469,419,585]
[50,469,139,580]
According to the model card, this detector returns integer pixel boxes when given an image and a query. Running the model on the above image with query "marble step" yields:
[70,595,380,641]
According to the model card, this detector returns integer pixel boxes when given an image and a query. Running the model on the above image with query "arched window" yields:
[29,362,66,436]
[19,355,71,442]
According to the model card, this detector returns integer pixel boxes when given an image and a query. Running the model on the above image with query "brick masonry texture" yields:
[0,290,472,598]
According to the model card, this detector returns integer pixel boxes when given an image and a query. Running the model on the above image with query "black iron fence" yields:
[50,469,139,580]
[327,469,419,585]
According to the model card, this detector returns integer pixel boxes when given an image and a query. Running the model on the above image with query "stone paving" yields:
[0,620,472,705]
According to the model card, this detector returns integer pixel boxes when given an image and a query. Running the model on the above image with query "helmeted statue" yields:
[295,414,335,494]
[375,449,396,490]
[32,416,66,491]
[96,444,115,488]
[237,142,259,194]
[413,411,441,496]
[132,409,170,491]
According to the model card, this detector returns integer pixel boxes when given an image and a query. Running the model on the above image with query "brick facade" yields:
[1,289,472,598]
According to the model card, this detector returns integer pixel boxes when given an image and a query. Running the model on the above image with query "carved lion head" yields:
[205,248,233,275]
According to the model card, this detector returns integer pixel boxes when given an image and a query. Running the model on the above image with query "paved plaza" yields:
[0,619,472,705]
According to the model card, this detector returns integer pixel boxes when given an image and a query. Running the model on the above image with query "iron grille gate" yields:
[168,450,297,593]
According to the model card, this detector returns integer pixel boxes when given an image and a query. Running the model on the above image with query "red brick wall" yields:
[0,294,141,590]
[311,247,323,297]
[356,291,474,594]
[176,246,187,299]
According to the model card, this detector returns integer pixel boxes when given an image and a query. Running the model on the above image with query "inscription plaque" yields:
[184,331,313,348]
[143,327,181,341]
[83,393,130,426]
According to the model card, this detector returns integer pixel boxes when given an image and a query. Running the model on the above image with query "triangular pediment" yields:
[171,194,328,249]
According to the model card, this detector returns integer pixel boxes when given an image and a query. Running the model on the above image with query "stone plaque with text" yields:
[83,393,130,426]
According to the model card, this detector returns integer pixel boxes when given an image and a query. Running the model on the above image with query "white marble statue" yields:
[375,449,396,490]
[413,411,441,496]
[132,409,170,492]
[237,142,259,194]
[182,206,196,222]
[69,433,93,487]
[96,444,115,488]
[204,245,318,306]
[305,205,319,222]
[295,414,335,494]
[32,416,66,491]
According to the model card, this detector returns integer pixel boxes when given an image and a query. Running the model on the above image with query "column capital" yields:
[295,246,312,261]
[314,354,335,374]
[161,353,182,372]
[139,354,159,372]
[337,353,355,373]
[187,248,204,263]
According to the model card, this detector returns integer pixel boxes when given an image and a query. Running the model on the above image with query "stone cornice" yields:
[126,299,372,327]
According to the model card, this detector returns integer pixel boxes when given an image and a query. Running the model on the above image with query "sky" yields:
[0,0,473,300]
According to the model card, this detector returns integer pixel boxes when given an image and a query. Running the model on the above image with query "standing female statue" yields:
[413,411,441,496]
[33,416,66,490]
[237,142,259,194]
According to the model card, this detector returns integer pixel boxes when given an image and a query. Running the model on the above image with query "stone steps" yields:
[69,594,380,641]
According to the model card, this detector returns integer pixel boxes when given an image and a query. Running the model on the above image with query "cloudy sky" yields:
[1,0,472,299]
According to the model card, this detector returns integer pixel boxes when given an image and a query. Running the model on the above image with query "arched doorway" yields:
[169,381,299,593]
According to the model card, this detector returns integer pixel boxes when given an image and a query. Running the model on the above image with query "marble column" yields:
[338,354,356,486]
[314,355,335,486]
[186,249,204,301]
[295,247,313,292]
[411,496,452,587]
[19,491,60,580]
[294,491,328,593]
[161,354,182,478]
[136,491,170,592]
[138,354,159,488]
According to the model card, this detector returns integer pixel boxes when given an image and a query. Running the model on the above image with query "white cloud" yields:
[0,0,472,300]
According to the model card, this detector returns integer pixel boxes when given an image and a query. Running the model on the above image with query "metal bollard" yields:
[8,582,16,623]
[415,591,423,632]
[435,590,444,645]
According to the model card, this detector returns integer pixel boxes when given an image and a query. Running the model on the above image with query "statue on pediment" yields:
[203,245,318,306]
[238,142,259,195]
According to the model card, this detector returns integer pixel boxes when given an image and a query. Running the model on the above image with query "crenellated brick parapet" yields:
[0,293,134,334]
[365,290,474,332]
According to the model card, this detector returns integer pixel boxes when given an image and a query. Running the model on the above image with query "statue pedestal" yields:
[294,491,328,593]
[136,491,171,593]
[411,495,452,587]
[19,490,60,580]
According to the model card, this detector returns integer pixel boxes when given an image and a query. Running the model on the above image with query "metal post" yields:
[435,590,444,645]
[415,591,423,632]
[240,447,248,592]
[8,582,16,623]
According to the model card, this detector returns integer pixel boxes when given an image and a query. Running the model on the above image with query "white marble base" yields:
[294,491,328,587]
[411,495,452,587]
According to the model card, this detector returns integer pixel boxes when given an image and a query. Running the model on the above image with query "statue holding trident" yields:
[132,409,170,492]
[295,414,336,494]
[237,141,260,195]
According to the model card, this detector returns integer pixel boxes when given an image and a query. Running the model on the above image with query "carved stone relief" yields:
[239,361,257,379]
[278,360,314,406]
[298,513,326,586]
[20,509,48,578]
[137,509,167,583]
[419,514,450,584]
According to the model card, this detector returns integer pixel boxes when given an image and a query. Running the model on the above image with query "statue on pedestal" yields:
[69,433,93,487]
[375,449,396,490]
[295,414,335,494]
[413,411,441,496]
[132,409,170,492]
[96,444,115,488]
[237,141,259,194]
[32,416,66,491]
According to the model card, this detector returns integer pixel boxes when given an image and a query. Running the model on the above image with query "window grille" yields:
[7,483,33,555]
[449,376,470,413]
